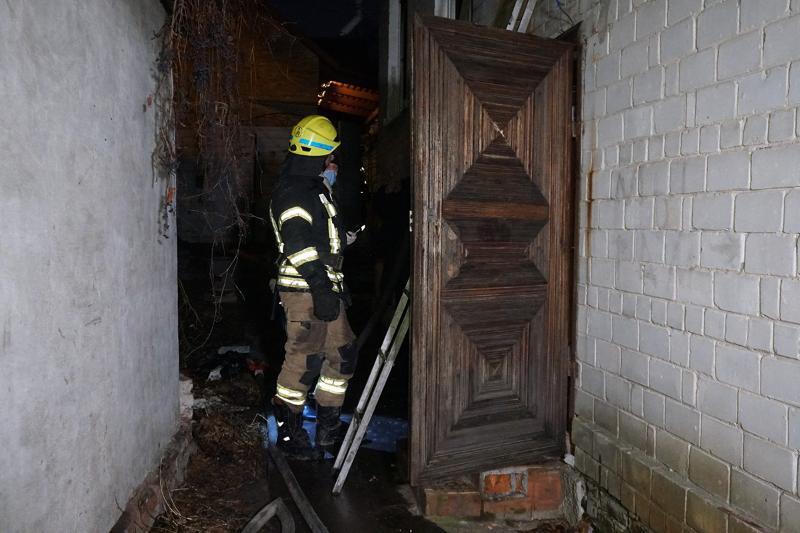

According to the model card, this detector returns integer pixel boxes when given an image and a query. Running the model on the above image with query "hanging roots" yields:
[155,1,292,356]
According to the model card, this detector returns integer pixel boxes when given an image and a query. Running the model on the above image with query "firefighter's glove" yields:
[312,288,340,322]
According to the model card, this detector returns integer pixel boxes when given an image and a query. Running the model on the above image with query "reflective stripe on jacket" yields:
[269,174,346,293]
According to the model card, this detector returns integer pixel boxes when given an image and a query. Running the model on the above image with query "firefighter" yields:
[269,115,358,459]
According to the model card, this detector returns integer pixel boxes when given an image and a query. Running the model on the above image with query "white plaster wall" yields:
[0,1,177,531]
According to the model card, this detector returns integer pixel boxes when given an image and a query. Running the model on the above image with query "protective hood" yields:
[280,153,327,180]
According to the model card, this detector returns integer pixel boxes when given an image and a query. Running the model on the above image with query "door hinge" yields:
[570,105,577,138]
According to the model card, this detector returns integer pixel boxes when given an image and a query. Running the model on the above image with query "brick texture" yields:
[423,486,483,518]
[556,0,800,530]
[424,467,566,519]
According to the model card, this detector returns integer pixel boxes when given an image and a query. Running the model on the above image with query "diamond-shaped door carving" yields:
[442,287,545,431]
[412,15,575,484]
[485,353,506,381]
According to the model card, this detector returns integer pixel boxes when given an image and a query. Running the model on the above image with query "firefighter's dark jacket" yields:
[269,166,346,294]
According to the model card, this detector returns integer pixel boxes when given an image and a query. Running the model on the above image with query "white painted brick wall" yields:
[692,193,733,229]
[720,119,742,148]
[775,325,800,358]
[650,358,683,399]
[669,155,705,192]
[640,321,671,358]
[633,67,663,104]
[764,15,800,67]
[738,67,788,117]
[700,232,744,270]
[681,127,700,154]
[606,79,632,115]
[713,272,759,315]
[717,30,762,79]
[748,317,773,352]
[676,268,712,305]
[790,408,800,448]
[623,106,653,139]
[740,0,787,31]
[609,12,636,52]
[734,190,784,232]
[739,391,787,444]
[666,231,700,266]
[769,109,796,142]
[696,1,738,49]
[732,470,782,526]
[706,151,749,191]
[743,435,796,491]
[696,82,737,125]
[698,377,737,423]
[705,308,725,339]
[752,144,800,189]
[667,0,702,25]
[665,398,700,444]
[700,414,742,464]
[685,304,704,335]
[563,0,800,528]
[743,114,768,145]
[762,357,800,406]
[643,263,676,297]
[790,61,800,105]
[678,48,715,92]
[744,234,797,276]
[761,277,781,319]
[621,41,650,79]
[699,124,720,153]
[725,313,748,346]
[635,230,665,261]
[653,96,686,134]
[781,280,800,325]
[716,343,760,392]
[654,196,683,229]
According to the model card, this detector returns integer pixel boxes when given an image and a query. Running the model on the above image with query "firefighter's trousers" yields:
[275,291,357,412]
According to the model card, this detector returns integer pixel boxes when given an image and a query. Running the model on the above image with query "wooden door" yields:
[411,15,575,484]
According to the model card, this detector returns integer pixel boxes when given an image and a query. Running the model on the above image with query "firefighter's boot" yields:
[315,405,342,458]
[273,399,314,461]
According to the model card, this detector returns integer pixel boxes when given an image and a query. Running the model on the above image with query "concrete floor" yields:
[269,451,443,533]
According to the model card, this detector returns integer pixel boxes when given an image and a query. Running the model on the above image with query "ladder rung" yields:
[332,278,411,493]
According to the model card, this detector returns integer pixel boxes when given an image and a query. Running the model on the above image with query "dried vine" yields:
[152,3,180,239]
[155,0,279,356]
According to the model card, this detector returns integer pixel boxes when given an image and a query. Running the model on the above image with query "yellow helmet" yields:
[288,115,340,156]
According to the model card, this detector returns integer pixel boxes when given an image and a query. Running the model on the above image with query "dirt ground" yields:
[149,242,279,532]
[150,371,273,532]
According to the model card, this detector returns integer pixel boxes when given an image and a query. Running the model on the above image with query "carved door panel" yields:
[411,15,575,483]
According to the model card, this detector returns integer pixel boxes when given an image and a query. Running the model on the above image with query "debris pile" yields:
[151,357,272,532]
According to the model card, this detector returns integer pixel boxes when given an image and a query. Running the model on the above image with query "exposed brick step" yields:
[419,463,572,522]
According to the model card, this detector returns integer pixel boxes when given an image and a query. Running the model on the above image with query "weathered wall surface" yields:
[0,2,177,532]
[532,0,800,531]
